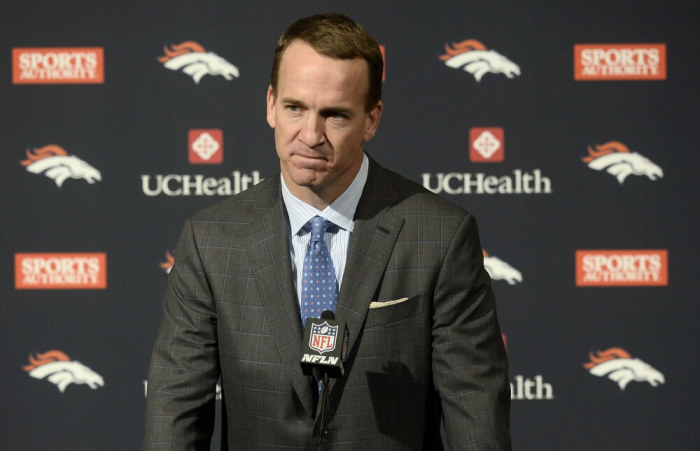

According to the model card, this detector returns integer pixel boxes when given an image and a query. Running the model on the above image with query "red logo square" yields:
[470,127,504,162]
[189,129,223,164]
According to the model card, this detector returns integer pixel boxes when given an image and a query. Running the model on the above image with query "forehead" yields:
[277,41,369,102]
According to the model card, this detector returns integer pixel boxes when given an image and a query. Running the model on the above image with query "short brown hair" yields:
[270,13,383,111]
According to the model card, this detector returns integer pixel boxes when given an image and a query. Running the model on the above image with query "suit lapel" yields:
[243,161,406,417]
[244,181,316,416]
[336,161,405,354]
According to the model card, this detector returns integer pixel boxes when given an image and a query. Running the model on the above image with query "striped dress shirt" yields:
[281,154,368,305]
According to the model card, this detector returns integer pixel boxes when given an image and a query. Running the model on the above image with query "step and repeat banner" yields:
[1,1,698,449]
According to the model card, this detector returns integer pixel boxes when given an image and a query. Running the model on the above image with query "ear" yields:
[266,85,276,128]
[362,101,383,142]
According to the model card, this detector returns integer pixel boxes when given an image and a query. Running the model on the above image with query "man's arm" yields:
[144,218,221,450]
[431,213,511,450]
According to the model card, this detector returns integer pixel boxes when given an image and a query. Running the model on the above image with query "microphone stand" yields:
[313,372,330,451]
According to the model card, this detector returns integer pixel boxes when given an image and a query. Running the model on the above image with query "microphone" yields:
[301,310,348,446]
[300,310,348,379]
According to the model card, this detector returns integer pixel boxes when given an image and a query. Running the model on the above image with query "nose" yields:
[298,114,325,148]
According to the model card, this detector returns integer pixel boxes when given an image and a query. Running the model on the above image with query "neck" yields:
[281,157,363,210]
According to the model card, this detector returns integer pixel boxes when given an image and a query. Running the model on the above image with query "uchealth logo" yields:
[21,145,102,187]
[575,44,666,81]
[12,47,104,84]
[470,127,504,162]
[507,338,554,400]
[189,129,223,164]
[510,375,554,400]
[584,347,665,390]
[424,127,551,195]
[141,171,262,196]
[158,41,239,84]
[576,250,667,286]
[422,169,551,195]
[440,39,520,81]
[483,251,522,285]
[583,141,663,184]
[15,253,107,289]
[24,350,105,393]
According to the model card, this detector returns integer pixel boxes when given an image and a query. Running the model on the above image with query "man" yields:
[144,13,510,450]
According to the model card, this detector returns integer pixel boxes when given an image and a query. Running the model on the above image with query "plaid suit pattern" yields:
[144,158,510,450]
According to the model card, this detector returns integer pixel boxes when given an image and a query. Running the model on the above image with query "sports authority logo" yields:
[576,250,667,286]
[483,251,522,285]
[21,145,102,187]
[12,47,104,84]
[15,253,107,289]
[158,41,239,84]
[575,44,666,81]
[189,129,223,164]
[583,141,663,184]
[440,39,520,81]
[309,322,337,354]
[470,127,504,162]
[24,350,104,393]
[584,347,665,390]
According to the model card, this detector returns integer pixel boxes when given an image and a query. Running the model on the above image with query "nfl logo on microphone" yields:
[310,322,337,354]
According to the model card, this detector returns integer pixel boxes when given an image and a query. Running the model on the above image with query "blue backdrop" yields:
[2,1,698,449]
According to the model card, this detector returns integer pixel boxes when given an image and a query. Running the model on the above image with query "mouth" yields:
[293,151,328,162]
[290,153,330,172]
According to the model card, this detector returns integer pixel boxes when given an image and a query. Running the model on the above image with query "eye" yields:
[285,104,303,114]
[325,111,349,121]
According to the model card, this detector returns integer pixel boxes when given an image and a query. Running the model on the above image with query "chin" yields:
[287,170,325,188]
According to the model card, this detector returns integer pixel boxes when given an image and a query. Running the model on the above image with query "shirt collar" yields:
[281,153,368,236]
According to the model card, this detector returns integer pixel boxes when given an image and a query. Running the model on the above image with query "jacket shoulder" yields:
[370,163,470,219]
[189,175,280,224]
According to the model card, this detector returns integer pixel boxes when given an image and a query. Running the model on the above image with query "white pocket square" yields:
[369,297,410,309]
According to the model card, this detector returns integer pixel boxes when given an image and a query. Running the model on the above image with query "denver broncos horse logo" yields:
[483,251,522,285]
[23,350,105,393]
[584,347,665,390]
[158,41,239,84]
[21,145,102,187]
[440,39,521,81]
[160,250,175,274]
[583,141,663,184]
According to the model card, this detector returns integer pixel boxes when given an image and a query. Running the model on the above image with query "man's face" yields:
[267,41,382,207]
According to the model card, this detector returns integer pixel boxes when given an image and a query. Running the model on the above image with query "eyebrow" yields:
[280,97,306,107]
[280,97,354,117]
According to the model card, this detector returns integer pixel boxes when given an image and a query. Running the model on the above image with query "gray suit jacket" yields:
[144,159,510,450]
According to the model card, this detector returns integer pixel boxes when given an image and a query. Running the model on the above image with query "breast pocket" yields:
[356,294,431,378]
[365,295,424,329]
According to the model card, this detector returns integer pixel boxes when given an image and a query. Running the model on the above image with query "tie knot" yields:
[308,216,333,242]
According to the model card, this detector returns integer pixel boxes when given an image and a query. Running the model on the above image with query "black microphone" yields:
[300,310,348,379]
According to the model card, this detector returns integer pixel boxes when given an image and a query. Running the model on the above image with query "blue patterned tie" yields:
[300,216,338,327]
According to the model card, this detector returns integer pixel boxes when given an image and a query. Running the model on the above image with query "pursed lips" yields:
[292,150,329,161]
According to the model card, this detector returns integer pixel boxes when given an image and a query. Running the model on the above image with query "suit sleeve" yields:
[431,213,511,450]
[143,218,220,450]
